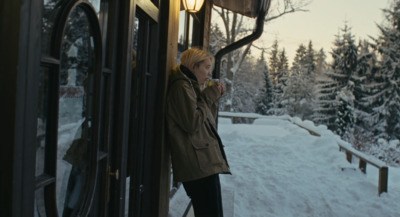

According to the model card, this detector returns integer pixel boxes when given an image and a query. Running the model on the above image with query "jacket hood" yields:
[169,64,197,87]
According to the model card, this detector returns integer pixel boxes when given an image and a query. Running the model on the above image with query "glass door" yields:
[127,4,160,217]
[36,0,163,216]
[36,0,107,216]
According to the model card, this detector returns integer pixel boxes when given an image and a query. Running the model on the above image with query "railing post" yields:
[232,117,238,124]
[345,151,352,163]
[378,167,388,196]
[359,160,367,173]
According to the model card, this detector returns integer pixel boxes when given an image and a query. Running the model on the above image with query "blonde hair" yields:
[180,48,215,71]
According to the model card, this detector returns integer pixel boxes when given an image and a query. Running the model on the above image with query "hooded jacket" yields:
[166,64,230,182]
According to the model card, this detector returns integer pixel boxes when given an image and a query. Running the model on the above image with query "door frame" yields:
[0,0,42,216]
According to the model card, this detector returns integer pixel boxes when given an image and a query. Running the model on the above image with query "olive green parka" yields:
[166,65,230,182]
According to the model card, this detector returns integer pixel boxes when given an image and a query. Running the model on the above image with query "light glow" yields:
[182,0,205,13]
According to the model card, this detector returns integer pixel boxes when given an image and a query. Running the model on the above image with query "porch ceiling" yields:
[211,0,267,18]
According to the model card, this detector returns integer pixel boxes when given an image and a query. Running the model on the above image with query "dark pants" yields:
[182,174,224,217]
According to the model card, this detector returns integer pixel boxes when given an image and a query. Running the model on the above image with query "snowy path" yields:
[218,116,400,217]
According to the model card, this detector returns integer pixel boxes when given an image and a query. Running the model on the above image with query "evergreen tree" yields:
[312,48,333,125]
[282,71,314,120]
[315,48,328,75]
[352,40,379,131]
[326,33,344,89]
[335,24,358,135]
[291,44,307,75]
[256,51,273,115]
[269,48,290,115]
[335,86,355,137]
[277,49,290,96]
[269,40,280,84]
[306,41,316,75]
[278,49,289,75]
[329,23,358,87]
[366,0,400,140]
[285,42,316,119]
[231,53,264,114]
[323,23,358,132]
[312,72,338,127]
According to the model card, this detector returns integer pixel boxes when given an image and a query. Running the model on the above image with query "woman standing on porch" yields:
[166,48,230,217]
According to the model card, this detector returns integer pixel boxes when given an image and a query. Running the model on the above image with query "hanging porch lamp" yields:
[182,0,205,13]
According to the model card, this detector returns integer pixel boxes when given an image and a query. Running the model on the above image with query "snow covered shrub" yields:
[346,127,375,152]
[369,139,400,167]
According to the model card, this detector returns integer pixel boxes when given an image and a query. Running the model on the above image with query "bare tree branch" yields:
[265,8,309,22]
[215,8,231,43]
[251,43,267,52]
[231,13,238,42]
[237,43,252,70]
[237,15,244,34]
[265,0,311,23]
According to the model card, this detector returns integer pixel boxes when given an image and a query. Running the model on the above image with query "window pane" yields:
[42,0,63,55]
[177,11,194,57]
[35,188,47,217]
[178,10,187,56]
[188,15,193,48]
[88,0,101,15]
[125,177,130,217]
[57,6,96,216]
[36,66,50,177]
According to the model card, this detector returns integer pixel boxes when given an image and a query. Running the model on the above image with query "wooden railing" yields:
[337,140,388,196]
[218,112,264,124]
[218,112,389,196]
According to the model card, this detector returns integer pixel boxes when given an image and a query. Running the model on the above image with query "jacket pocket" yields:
[192,139,223,171]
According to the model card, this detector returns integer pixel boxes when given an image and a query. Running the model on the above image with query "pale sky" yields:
[255,0,392,64]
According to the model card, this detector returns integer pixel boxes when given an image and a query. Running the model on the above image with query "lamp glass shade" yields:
[182,0,205,13]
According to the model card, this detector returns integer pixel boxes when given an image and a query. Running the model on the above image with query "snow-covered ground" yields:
[169,114,400,217]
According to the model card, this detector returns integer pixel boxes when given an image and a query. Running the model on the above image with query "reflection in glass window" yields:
[178,10,188,62]
[177,10,194,60]
[126,16,139,217]
[42,0,63,54]
[88,0,101,15]
[125,177,130,217]
[34,188,47,217]
[36,67,50,177]
[133,17,139,51]
[57,6,95,217]
[188,14,194,48]
[178,10,186,51]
